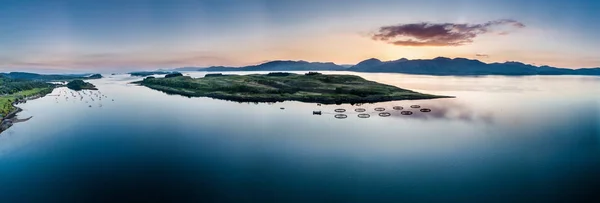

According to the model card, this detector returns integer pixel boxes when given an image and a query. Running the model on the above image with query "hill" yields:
[196,60,346,72]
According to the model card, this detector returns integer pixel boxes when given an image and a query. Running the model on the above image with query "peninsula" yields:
[136,72,449,104]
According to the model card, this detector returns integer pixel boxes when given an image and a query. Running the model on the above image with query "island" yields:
[66,80,98,91]
[135,72,450,104]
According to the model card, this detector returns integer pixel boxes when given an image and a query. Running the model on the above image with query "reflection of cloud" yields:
[384,100,495,124]
[372,19,525,46]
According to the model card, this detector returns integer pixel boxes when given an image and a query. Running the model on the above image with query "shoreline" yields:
[142,83,453,105]
[0,91,52,134]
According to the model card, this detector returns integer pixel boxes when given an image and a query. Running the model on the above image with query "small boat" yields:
[313,111,322,115]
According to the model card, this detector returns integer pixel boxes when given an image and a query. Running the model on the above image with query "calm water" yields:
[0,71,599,203]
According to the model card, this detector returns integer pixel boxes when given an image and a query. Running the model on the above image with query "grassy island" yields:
[67,80,97,91]
[136,72,450,104]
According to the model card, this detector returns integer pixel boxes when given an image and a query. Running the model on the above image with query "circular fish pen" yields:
[334,108,346,113]
[357,113,370,118]
[374,107,386,111]
[420,108,431,112]
[410,105,421,108]
[378,112,391,117]
[400,111,413,115]
[334,114,348,119]
[393,106,403,110]
[355,108,366,112]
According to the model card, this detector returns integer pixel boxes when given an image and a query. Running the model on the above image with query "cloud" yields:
[475,54,490,58]
[371,19,525,47]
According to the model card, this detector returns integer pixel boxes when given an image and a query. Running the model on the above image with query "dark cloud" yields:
[475,54,490,58]
[372,19,525,46]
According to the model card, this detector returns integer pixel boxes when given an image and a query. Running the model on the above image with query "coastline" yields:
[141,83,452,105]
[0,89,53,134]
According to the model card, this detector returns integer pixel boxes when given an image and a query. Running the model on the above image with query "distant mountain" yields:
[348,57,600,76]
[171,58,600,76]
[0,72,103,81]
[195,60,346,72]
[129,71,176,77]
[172,67,203,71]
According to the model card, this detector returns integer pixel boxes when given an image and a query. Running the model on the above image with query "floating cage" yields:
[401,111,413,115]
[334,108,346,113]
[393,106,403,110]
[355,108,366,112]
[378,112,391,117]
[334,114,348,119]
[313,111,322,115]
[357,113,370,118]
[280,107,285,110]
[420,108,431,112]
[374,107,386,111]
[410,105,421,108]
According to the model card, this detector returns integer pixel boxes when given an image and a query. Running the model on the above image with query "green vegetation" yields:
[66,80,97,91]
[0,75,55,116]
[165,72,184,78]
[137,72,449,104]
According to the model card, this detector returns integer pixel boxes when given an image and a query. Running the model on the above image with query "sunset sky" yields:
[1,0,598,73]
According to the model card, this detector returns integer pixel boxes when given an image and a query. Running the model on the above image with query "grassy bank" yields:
[0,87,54,116]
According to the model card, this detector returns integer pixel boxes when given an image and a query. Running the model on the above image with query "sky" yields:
[0,0,599,73]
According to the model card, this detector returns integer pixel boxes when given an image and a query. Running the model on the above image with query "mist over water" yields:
[0,72,599,203]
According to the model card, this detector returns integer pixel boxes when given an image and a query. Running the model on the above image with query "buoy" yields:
[334,114,348,119]
[378,112,391,117]
[334,109,346,113]
[420,108,431,112]
[358,113,370,118]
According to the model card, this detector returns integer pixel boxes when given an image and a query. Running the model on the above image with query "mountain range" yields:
[0,72,103,81]
[173,57,600,76]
